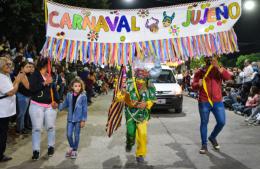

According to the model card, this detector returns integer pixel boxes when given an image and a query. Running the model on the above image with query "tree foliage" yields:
[0,0,45,44]
[190,56,227,69]
[236,53,260,68]
[53,0,111,9]
[0,0,110,50]
[190,57,205,69]
[219,55,237,68]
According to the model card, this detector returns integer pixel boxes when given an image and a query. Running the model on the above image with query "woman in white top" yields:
[0,57,23,162]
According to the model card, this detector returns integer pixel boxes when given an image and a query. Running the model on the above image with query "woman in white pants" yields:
[29,57,59,160]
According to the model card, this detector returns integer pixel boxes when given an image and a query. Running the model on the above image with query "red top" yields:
[246,94,260,107]
[192,66,232,103]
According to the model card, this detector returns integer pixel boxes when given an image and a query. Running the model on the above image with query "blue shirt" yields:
[59,92,88,122]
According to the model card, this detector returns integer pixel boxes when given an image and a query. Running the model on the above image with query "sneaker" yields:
[199,145,208,154]
[71,151,78,159]
[0,155,12,162]
[248,119,257,125]
[25,126,32,130]
[48,146,55,157]
[253,121,260,126]
[136,156,145,164]
[21,129,30,134]
[32,151,40,161]
[125,145,132,153]
[245,117,251,122]
[65,149,73,158]
[235,111,242,115]
[208,137,220,150]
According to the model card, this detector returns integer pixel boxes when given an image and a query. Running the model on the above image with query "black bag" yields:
[0,95,8,99]
[252,73,260,88]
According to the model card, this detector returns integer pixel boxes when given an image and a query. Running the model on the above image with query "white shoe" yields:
[245,118,250,122]
[71,151,78,159]
[65,149,72,158]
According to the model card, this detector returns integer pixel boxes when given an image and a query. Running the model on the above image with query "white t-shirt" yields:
[0,73,16,118]
[176,74,183,80]
[239,65,254,83]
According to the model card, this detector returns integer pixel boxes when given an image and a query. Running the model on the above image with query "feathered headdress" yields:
[131,57,162,79]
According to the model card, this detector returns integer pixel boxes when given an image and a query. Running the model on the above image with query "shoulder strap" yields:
[202,65,214,106]
[132,77,140,101]
[0,95,8,99]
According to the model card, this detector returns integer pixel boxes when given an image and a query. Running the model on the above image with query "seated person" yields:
[243,86,260,116]
[232,96,244,114]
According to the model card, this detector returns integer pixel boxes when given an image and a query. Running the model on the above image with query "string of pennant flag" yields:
[41,28,238,65]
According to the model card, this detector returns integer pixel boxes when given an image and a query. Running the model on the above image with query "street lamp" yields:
[244,0,256,11]
[123,0,135,3]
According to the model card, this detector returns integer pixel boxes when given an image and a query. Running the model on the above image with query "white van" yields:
[151,65,183,113]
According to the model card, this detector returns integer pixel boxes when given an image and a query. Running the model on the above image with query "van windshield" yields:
[152,70,176,83]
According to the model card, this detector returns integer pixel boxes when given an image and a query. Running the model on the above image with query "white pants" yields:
[29,103,57,151]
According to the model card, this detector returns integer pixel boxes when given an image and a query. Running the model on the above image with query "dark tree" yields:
[0,0,110,51]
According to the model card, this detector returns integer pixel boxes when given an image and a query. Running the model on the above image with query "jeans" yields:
[24,106,32,129]
[232,103,244,113]
[59,85,65,100]
[0,117,9,160]
[67,122,81,151]
[247,106,260,120]
[189,92,198,99]
[16,93,30,132]
[87,89,93,103]
[199,102,226,146]
[29,103,57,151]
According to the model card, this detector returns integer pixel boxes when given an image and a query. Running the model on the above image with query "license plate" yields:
[156,99,166,104]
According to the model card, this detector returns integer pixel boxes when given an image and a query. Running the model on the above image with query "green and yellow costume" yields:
[109,59,161,161]
[125,78,156,157]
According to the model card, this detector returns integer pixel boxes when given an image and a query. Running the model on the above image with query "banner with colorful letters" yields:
[42,0,241,65]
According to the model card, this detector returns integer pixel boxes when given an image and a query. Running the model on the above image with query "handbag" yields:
[0,95,8,99]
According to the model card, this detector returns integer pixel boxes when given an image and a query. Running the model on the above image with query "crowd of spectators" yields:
[181,59,260,126]
[0,36,116,162]
[223,60,260,125]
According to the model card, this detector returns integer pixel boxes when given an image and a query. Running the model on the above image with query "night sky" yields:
[109,0,260,55]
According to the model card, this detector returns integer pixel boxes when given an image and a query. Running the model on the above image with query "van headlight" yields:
[168,87,182,95]
[175,87,182,95]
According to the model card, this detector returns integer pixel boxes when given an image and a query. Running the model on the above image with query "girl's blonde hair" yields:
[69,77,85,94]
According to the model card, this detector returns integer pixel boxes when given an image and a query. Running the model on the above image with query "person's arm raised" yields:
[212,58,232,81]
[6,73,23,96]
[20,73,30,89]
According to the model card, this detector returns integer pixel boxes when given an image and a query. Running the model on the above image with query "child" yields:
[101,81,109,95]
[59,77,87,159]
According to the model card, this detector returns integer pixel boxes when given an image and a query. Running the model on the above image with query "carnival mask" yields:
[131,57,162,80]
[204,57,212,66]
[136,79,146,90]
[162,11,175,27]
[135,68,150,79]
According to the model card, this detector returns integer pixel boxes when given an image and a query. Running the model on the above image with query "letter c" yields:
[49,11,60,28]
